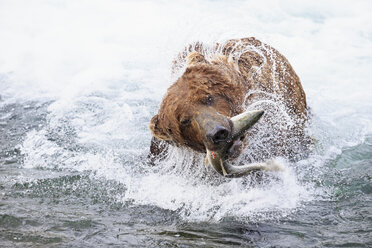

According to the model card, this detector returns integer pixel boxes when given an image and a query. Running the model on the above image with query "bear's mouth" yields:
[203,110,278,177]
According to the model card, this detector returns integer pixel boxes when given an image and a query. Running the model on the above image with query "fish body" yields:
[205,110,284,177]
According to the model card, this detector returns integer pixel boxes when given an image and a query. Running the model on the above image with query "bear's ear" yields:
[149,114,171,141]
[187,51,208,66]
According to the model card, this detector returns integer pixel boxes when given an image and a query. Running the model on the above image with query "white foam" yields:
[146,159,309,221]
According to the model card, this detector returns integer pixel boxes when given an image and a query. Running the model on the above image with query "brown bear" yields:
[149,37,310,176]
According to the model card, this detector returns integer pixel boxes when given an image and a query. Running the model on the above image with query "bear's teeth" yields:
[219,159,228,176]
[205,155,210,166]
[206,149,224,175]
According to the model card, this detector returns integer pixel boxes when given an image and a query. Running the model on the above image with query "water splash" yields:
[2,0,371,224]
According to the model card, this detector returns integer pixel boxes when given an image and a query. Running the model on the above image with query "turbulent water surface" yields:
[1,0,372,247]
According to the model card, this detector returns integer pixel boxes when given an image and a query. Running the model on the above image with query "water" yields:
[1,0,372,247]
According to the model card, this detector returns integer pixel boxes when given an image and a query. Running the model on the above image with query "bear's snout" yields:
[194,110,232,151]
[207,125,230,144]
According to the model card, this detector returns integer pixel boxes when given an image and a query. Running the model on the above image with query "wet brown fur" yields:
[149,37,308,159]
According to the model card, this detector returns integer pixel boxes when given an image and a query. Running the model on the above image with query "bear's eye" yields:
[167,128,173,134]
[180,118,191,126]
[205,95,213,106]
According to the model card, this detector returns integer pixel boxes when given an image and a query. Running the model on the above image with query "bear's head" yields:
[149,52,248,154]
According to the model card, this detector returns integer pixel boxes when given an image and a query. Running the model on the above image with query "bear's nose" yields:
[208,125,229,144]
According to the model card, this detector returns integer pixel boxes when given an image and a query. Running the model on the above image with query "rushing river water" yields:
[1,0,372,247]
